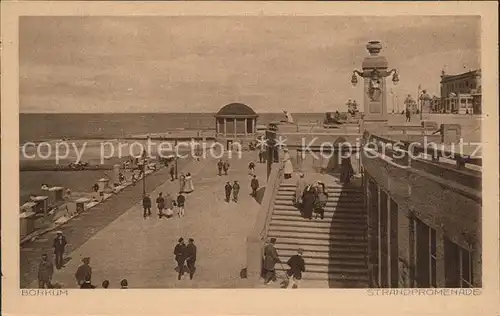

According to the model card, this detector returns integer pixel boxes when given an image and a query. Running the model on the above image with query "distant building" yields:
[215,102,258,150]
[439,69,481,114]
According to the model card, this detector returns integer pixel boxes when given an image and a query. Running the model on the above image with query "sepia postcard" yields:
[1,1,499,316]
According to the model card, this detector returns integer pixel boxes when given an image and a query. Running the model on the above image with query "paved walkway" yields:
[29,152,266,288]
[21,160,186,287]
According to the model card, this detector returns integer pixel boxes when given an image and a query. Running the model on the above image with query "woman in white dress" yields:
[184,173,194,193]
[282,149,294,179]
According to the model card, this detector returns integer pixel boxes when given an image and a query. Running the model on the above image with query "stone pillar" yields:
[244,118,248,136]
[362,41,389,124]
[215,119,219,135]
[436,230,446,287]
[234,119,237,137]
[254,119,257,134]
[223,118,227,136]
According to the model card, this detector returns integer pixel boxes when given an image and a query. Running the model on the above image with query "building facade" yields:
[362,151,481,288]
[439,69,481,114]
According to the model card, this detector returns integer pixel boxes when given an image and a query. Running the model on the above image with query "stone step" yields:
[274,243,367,257]
[279,188,363,193]
[274,271,369,286]
[272,237,367,249]
[268,224,366,236]
[268,230,367,242]
[275,194,364,202]
[278,189,363,195]
[278,255,366,268]
[272,210,367,220]
[270,215,368,228]
[274,200,364,208]
[279,184,360,190]
[277,249,366,263]
[275,265,368,277]
[270,219,366,230]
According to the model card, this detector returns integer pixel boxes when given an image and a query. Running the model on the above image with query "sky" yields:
[19,16,480,113]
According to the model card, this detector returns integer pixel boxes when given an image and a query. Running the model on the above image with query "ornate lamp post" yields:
[351,41,399,126]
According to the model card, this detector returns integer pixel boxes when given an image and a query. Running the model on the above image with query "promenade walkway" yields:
[20,159,190,287]
[27,152,266,288]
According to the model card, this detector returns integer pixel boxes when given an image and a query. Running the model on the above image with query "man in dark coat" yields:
[223,160,230,175]
[232,181,240,203]
[75,257,92,286]
[286,249,306,288]
[170,165,176,181]
[53,231,67,269]
[173,238,187,280]
[224,182,232,203]
[263,238,280,285]
[156,192,165,218]
[37,253,54,289]
[142,194,152,218]
[217,160,224,176]
[302,185,316,220]
[250,175,259,197]
[185,238,197,280]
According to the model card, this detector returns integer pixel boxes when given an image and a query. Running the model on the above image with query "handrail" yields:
[256,163,284,240]
[365,132,482,168]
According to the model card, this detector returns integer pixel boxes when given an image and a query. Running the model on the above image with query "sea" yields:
[20,113,326,143]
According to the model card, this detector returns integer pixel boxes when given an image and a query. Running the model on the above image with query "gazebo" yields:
[215,103,258,149]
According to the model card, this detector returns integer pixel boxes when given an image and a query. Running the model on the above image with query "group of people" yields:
[173,238,197,280]
[262,238,306,288]
[142,191,186,219]
[217,159,231,176]
[37,249,128,289]
[294,174,329,220]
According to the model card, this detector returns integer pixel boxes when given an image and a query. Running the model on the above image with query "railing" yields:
[246,163,284,281]
[364,132,482,169]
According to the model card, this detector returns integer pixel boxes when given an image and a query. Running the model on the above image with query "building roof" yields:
[215,103,257,117]
[440,69,481,83]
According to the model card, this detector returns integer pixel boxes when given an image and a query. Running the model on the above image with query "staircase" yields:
[267,181,369,288]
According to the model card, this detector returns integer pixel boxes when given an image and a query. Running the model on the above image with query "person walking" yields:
[302,184,316,220]
[217,160,224,176]
[162,192,175,218]
[314,181,328,220]
[75,257,92,287]
[53,231,67,269]
[340,155,354,185]
[263,238,280,285]
[286,249,306,289]
[185,173,194,193]
[177,192,186,217]
[250,175,259,198]
[282,149,294,179]
[174,238,187,280]
[223,160,230,175]
[294,173,306,206]
[248,161,256,176]
[37,253,54,289]
[179,173,186,193]
[232,180,240,203]
[142,194,152,218]
[185,238,197,280]
[156,192,165,218]
[170,165,175,181]
[224,181,232,203]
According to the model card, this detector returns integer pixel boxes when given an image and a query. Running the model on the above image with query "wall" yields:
[363,153,482,287]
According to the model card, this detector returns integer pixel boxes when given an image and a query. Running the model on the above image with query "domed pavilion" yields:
[215,102,258,149]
